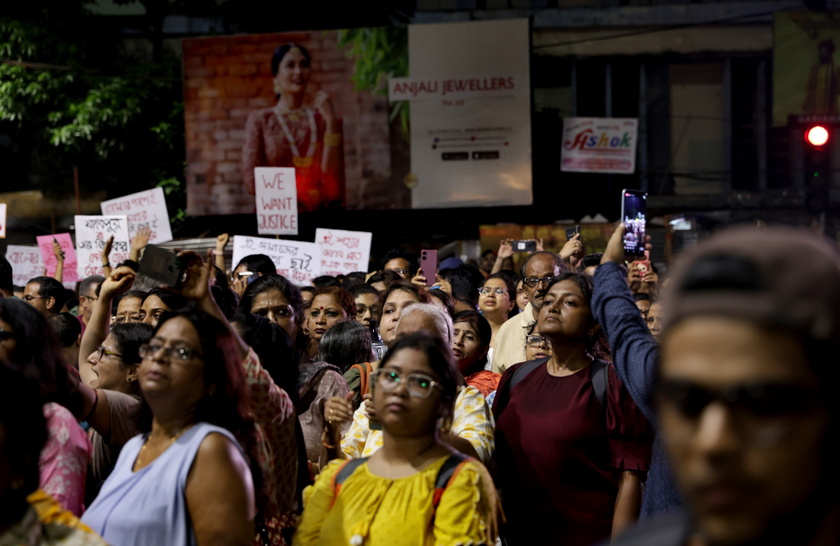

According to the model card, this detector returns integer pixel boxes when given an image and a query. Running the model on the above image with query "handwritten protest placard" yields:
[0,204,6,238]
[254,167,298,236]
[315,228,372,276]
[5,245,43,287]
[100,187,173,243]
[232,235,320,286]
[74,216,130,278]
[36,234,78,284]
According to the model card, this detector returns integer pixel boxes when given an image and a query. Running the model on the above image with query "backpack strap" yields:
[353,362,373,397]
[431,453,472,509]
[329,457,368,509]
[589,359,609,407]
[493,356,550,418]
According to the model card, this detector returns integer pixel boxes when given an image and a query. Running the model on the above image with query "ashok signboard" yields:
[560,118,638,174]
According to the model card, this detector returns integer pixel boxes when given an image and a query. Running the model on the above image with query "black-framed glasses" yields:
[0,329,16,342]
[655,379,822,448]
[478,287,508,296]
[371,368,442,398]
[525,335,551,348]
[139,343,203,362]
[113,313,142,324]
[96,345,123,361]
[522,276,554,288]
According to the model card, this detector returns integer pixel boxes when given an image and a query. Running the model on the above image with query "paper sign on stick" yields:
[100,187,173,243]
[254,167,298,236]
[74,216,130,278]
[5,245,43,287]
[315,228,372,276]
[232,235,320,286]
[0,204,6,238]
[36,234,78,284]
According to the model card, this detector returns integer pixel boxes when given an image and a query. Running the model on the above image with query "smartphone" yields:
[420,249,438,286]
[512,240,537,253]
[139,244,184,288]
[564,226,580,241]
[621,190,648,259]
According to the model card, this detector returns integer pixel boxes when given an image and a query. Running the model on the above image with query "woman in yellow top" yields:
[293,332,500,546]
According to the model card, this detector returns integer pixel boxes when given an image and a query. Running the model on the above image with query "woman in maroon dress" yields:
[492,273,652,546]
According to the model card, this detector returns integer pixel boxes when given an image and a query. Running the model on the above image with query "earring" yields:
[126,377,134,383]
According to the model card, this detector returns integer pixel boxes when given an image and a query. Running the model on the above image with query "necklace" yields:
[134,428,185,471]
[273,105,317,169]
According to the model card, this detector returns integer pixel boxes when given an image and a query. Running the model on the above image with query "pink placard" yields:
[36,233,79,284]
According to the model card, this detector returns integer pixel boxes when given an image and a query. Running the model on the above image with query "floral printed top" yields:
[39,403,92,517]
[341,386,495,463]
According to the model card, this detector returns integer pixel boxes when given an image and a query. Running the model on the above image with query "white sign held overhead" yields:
[232,235,320,286]
[0,204,6,238]
[74,215,130,278]
[100,187,173,243]
[254,167,298,236]
[315,228,372,276]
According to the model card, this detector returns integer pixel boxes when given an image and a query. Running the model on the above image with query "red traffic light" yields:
[805,125,830,147]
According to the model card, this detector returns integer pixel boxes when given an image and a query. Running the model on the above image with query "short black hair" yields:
[78,275,105,298]
[349,283,380,300]
[28,276,68,310]
[110,322,155,366]
[581,253,603,270]
[342,271,367,290]
[382,248,417,273]
[234,254,277,277]
[312,275,341,289]
[428,289,455,318]
[439,265,484,308]
[318,320,372,372]
[47,313,81,348]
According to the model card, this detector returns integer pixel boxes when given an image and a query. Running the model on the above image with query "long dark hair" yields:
[0,298,82,416]
[138,310,264,503]
[542,273,611,362]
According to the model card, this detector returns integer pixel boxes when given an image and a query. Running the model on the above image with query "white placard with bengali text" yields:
[315,228,372,276]
[254,167,298,236]
[5,245,43,287]
[232,235,320,286]
[100,187,173,243]
[74,216,130,278]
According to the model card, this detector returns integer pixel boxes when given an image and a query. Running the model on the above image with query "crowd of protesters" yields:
[2,219,840,546]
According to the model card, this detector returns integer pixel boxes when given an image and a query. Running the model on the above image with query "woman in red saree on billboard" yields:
[242,43,345,211]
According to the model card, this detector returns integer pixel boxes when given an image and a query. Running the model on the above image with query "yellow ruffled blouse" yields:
[293,455,500,546]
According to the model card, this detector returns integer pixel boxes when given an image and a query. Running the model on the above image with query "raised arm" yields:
[51,239,65,283]
[78,266,136,386]
[179,251,298,512]
[129,225,151,263]
[592,225,659,422]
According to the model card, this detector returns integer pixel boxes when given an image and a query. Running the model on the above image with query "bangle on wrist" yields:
[321,431,336,449]
[102,262,111,268]
[212,250,224,256]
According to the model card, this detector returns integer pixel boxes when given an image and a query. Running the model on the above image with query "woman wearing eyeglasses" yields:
[477,273,517,363]
[492,273,653,546]
[294,332,500,546]
[76,257,299,545]
[82,308,259,545]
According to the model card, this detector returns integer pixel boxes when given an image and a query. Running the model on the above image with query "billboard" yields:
[774,12,840,127]
[182,19,531,215]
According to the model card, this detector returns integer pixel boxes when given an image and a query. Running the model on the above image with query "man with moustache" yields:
[491,251,565,373]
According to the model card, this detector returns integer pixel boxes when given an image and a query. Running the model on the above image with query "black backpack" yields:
[493,356,609,417]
